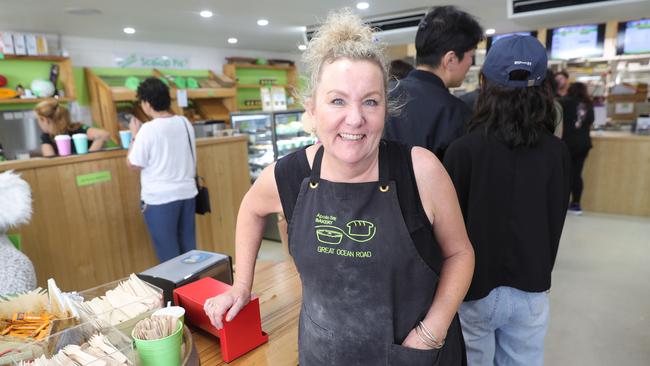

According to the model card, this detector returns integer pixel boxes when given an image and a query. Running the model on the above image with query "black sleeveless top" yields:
[274,140,443,274]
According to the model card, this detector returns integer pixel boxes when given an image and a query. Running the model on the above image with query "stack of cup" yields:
[54,135,72,156]
[119,130,132,149]
[72,133,89,154]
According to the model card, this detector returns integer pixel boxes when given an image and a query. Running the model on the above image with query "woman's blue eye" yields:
[364,99,379,106]
[331,98,344,105]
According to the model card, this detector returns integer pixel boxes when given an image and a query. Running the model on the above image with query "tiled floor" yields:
[258,212,650,365]
[546,213,650,365]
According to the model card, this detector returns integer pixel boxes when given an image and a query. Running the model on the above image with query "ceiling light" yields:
[485,28,496,35]
[123,27,136,35]
[200,10,213,18]
[257,19,269,26]
[227,37,238,44]
[298,44,307,51]
[356,2,370,10]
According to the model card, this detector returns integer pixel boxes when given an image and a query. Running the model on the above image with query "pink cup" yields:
[54,135,72,156]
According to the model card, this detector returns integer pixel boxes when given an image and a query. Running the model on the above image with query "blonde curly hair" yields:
[300,8,389,106]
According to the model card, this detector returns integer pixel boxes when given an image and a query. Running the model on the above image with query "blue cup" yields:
[119,130,132,149]
[72,133,89,154]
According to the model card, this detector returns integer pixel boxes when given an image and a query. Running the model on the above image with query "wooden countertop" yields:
[0,135,248,171]
[193,260,301,365]
[590,131,650,142]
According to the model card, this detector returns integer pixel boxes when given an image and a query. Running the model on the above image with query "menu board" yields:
[493,32,532,44]
[487,31,536,50]
[618,19,650,55]
[549,24,604,60]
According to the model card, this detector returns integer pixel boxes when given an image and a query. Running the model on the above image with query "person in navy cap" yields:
[443,35,571,366]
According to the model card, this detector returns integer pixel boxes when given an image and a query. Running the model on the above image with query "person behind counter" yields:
[560,82,595,215]
[126,78,198,262]
[443,35,571,366]
[204,9,474,365]
[34,100,110,157]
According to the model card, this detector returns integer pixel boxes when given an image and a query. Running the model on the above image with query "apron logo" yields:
[314,215,376,245]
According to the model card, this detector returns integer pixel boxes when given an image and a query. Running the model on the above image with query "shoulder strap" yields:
[181,118,197,176]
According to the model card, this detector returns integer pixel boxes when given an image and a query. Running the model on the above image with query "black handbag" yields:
[194,176,211,214]
[184,121,211,215]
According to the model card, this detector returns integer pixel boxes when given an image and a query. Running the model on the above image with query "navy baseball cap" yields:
[482,35,547,88]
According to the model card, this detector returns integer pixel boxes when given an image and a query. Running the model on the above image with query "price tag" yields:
[177,89,188,108]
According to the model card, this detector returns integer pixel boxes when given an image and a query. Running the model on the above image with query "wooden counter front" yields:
[582,132,650,216]
[193,260,301,365]
[0,136,251,291]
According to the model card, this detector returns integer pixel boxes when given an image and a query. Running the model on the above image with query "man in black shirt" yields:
[384,6,483,159]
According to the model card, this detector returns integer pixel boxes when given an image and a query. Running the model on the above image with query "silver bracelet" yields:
[415,324,439,349]
[418,321,445,349]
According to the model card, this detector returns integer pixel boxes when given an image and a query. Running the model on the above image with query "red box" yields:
[173,277,268,363]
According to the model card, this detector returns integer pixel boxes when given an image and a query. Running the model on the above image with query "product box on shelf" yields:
[72,276,164,338]
[0,32,15,54]
[12,33,26,56]
[24,34,38,56]
[7,321,136,365]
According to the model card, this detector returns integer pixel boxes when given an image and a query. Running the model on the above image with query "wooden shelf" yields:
[111,87,137,102]
[237,84,291,89]
[187,88,236,99]
[0,97,75,105]
[227,64,293,71]
[1,55,68,62]
[238,105,263,111]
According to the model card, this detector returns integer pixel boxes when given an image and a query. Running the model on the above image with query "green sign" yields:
[0,53,5,60]
[76,171,112,186]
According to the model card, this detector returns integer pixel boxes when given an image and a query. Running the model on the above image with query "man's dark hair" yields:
[415,6,484,68]
[568,82,592,105]
[137,78,171,112]
[469,71,555,148]
[389,59,414,80]
[555,70,569,79]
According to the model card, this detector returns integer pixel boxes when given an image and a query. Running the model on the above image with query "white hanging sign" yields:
[113,53,190,69]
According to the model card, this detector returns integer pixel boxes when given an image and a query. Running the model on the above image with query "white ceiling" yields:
[0,0,649,53]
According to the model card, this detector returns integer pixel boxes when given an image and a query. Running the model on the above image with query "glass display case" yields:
[231,109,316,180]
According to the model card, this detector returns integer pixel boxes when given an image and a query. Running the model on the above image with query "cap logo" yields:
[514,60,532,66]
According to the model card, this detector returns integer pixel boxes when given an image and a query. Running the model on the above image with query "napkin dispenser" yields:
[138,250,233,304]
[173,277,269,363]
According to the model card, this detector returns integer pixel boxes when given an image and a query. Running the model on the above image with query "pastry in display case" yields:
[230,110,316,180]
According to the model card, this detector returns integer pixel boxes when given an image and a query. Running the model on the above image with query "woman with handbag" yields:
[127,77,198,262]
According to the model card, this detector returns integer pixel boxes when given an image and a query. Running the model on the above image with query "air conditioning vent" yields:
[508,0,644,18]
[305,8,428,42]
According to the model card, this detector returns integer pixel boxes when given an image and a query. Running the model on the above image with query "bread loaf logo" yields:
[315,219,376,245]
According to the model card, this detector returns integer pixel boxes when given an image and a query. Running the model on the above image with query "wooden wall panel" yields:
[582,134,650,217]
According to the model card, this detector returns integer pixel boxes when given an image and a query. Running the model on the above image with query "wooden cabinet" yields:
[85,67,236,144]
[223,63,299,111]
[0,55,76,107]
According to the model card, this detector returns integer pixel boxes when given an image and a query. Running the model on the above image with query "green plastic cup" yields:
[132,320,183,366]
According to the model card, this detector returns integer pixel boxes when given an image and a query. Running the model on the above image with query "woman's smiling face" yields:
[308,57,386,166]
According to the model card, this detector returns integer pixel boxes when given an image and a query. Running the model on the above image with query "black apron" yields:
[287,143,465,366]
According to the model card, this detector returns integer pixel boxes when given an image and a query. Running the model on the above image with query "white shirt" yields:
[128,115,198,205]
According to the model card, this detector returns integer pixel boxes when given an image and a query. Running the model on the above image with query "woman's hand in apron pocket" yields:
[402,327,435,350]
[203,286,252,329]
